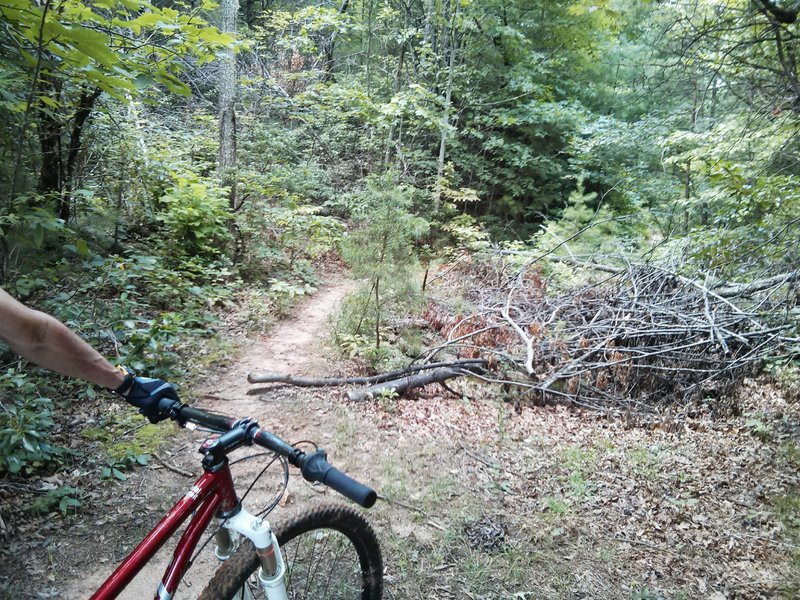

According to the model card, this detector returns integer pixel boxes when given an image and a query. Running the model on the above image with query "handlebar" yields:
[158,399,378,508]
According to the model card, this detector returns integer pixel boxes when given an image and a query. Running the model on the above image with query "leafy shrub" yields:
[336,176,429,354]
[27,486,82,516]
[273,205,345,267]
[156,174,232,261]
[268,278,317,315]
[0,369,64,474]
[101,450,149,481]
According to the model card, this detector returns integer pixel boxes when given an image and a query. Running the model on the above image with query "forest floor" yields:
[1,267,799,599]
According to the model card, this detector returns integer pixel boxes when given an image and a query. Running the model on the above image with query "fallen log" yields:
[345,366,483,402]
[248,359,487,386]
[715,270,800,297]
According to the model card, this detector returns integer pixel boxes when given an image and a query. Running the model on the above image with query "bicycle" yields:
[88,398,383,600]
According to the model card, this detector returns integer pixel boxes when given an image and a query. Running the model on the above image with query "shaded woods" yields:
[0,0,798,598]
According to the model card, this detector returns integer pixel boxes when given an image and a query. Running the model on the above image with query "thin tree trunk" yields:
[374,276,381,348]
[219,0,238,210]
[434,1,457,212]
[322,0,350,82]
[366,0,374,97]
[425,0,436,52]
[10,0,52,207]
[384,42,407,168]
[62,87,102,222]
[685,67,699,231]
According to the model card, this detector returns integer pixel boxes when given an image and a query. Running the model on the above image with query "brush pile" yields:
[422,254,798,413]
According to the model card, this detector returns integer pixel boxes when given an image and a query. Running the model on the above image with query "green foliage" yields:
[529,180,648,287]
[631,587,662,600]
[82,410,165,480]
[157,175,232,261]
[744,413,773,442]
[115,312,187,377]
[0,196,65,252]
[267,278,317,315]
[0,369,63,474]
[100,450,149,481]
[337,176,429,353]
[0,0,229,99]
[335,332,373,359]
[27,486,82,516]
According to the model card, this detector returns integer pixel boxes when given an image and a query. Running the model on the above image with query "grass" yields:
[560,444,597,498]
[773,492,800,530]
[81,410,172,462]
[780,441,800,469]
[334,412,359,443]
[630,444,667,480]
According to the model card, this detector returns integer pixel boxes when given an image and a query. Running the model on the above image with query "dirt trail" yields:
[204,278,354,408]
[60,278,356,599]
[15,272,799,599]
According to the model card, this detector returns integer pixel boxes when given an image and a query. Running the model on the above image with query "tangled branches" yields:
[422,255,798,413]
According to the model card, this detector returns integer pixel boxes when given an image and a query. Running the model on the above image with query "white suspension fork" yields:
[214,508,288,600]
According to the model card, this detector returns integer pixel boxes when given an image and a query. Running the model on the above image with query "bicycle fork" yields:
[214,507,289,600]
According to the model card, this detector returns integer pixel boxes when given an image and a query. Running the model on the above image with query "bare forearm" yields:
[0,288,124,389]
[8,314,124,389]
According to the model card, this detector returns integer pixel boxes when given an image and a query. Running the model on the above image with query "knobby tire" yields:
[198,503,383,600]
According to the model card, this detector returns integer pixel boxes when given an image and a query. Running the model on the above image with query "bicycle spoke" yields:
[302,529,328,598]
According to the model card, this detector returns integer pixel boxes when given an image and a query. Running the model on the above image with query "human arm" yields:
[0,287,179,421]
[0,287,125,389]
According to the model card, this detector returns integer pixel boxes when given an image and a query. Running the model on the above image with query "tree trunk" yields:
[322,0,350,82]
[218,0,238,210]
[384,42,407,168]
[434,1,457,212]
[61,87,102,222]
[37,110,62,198]
[424,0,436,54]
[365,0,374,97]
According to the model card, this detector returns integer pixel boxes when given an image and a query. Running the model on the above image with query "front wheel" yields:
[199,503,383,600]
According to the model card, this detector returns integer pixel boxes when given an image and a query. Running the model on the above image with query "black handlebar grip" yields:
[324,467,378,508]
[172,403,237,431]
[301,450,378,508]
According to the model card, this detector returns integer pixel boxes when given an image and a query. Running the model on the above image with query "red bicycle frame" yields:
[90,461,239,600]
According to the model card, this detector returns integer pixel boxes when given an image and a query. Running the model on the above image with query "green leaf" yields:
[156,72,191,96]
[32,226,44,249]
[133,74,156,90]
[59,496,81,513]
[21,435,37,452]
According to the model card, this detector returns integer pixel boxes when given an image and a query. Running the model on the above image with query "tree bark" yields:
[433,0,457,212]
[248,359,487,386]
[346,366,483,402]
[322,0,350,82]
[218,0,238,210]
[37,108,62,198]
[61,87,102,222]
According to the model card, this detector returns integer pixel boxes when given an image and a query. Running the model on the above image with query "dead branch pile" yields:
[422,255,798,412]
